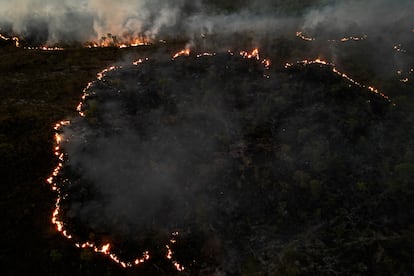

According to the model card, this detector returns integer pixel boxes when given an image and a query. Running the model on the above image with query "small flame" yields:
[0,33,10,41]
[196,52,216,58]
[0,32,20,47]
[296,31,315,41]
[132,58,148,66]
[164,232,185,271]
[172,49,190,59]
[296,30,367,43]
[240,48,260,60]
[394,44,407,53]
[240,48,271,70]
[12,37,20,47]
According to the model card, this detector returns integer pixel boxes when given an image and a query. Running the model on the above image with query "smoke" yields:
[22,0,411,272]
[60,56,246,254]
[0,0,198,44]
[58,51,413,272]
[0,0,320,45]
[302,0,414,32]
[1,0,413,82]
[1,0,413,54]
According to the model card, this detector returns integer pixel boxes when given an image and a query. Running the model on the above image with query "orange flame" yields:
[240,48,271,70]
[164,232,185,271]
[85,35,151,49]
[172,49,190,59]
[47,63,192,271]
[286,58,393,104]
[240,48,260,60]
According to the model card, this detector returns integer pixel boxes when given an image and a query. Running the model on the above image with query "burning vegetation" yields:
[44,49,414,274]
[1,0,414,275]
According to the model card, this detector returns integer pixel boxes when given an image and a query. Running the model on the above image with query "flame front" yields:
[1,32,151,51]
[165,232,185,272]
[172,48,190,59]
[240,48,260,60]
[296,31,367,43]
[85,34,151,49]
[47,60,194,272]
[45,48,396,273]
[285,58,392,103]
[296,31,316,41]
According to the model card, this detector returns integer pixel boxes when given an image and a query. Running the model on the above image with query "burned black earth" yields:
[57,53,413,274]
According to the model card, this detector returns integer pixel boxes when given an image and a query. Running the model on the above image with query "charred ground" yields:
[0,43,185,275]
[56,52,413,274]
[0,37,413,275]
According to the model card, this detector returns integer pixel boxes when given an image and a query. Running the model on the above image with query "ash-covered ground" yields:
[57,53,414,274]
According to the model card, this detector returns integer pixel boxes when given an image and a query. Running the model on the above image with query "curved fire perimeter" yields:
[47,49,401,274]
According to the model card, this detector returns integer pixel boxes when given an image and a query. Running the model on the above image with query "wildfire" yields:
[48,118,152,269]
[48,121,72,239]
[48,50,397,272]
[1,31,153,51]
[75,241,150,268]
[330,35,367,43]
[396,69,412,83]
[296,31,316,41]
[394,44,407,53]
[77,66,120,117]
[240,48,260,60]
[47,61,197,271]
[172,48,190,59]
[165,232,185,271]
[25,46,64,51]
[85,34,151,49]
[0,32,20,47]
[0,33,8,41]
[296,31,367,43]
[239,48,271,71]
[133,58,148,65]
[286,58,393,103]
[196,52,216,58]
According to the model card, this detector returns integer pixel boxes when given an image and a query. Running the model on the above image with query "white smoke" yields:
[0,0,194,43]
[1,0,412,46]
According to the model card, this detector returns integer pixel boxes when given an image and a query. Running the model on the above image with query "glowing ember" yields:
[0,32,20,47]
[331,35,367,42]
[240,48,260,60]
[262,58,271,69]
[133,58,148,65]
[296,31,367,43]
[25,46,64,51]
[394,44,407,53]
[165,232,185,271]
[0,33,9,41]
[296,31,315,41]
[77,65,121,116]
[49,119,152,268]
[12,37,20,47]
[196,52,216,58]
